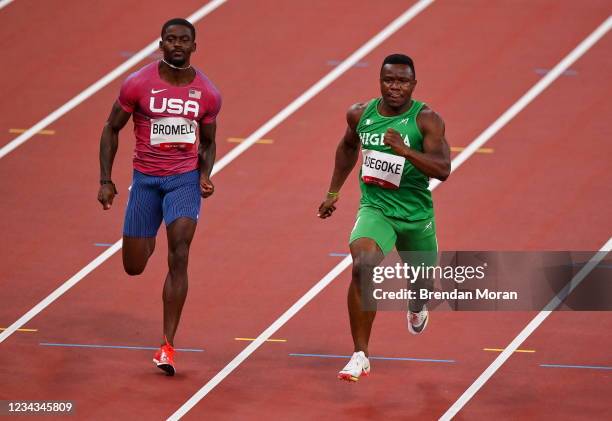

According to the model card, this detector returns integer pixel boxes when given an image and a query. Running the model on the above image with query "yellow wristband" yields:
[327,191,339,198]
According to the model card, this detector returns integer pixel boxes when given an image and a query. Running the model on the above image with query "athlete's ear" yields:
[192,41,197,52]
[159,40,163,50]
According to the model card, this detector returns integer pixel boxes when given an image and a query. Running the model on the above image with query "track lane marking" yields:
[8,128,55,136]
[234,338,286,343]
[0,0,227,159]
[483,348,535,353]
[450,146,493,154]
[430,15,612,192]
[0,0,14,11]
[0,327,37,333]
[540,364,612,371]
[289,353,455,363]
[439,15,612,419]
[227,137,274,144]
[39,342,203,352]
[170,13,612,420]
[441,237,612,420]
[0,0,435,346]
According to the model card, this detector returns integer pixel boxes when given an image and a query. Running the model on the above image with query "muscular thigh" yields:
[349,206,397,256]
[161,169,201,227]
[394,216,438,266]
[123,170,164,238]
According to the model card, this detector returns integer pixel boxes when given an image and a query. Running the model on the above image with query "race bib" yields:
[361,149,405,189]
[150,117,197,151]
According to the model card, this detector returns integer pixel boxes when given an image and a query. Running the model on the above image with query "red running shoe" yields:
[153,339,176,376]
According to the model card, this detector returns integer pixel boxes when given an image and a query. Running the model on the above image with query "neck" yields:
[161,58,191,71]
[158,61,196,86]
[379,98,413,116]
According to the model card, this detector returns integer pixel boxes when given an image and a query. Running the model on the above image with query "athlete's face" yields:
[380,64,416,109]
[160,25,196,66]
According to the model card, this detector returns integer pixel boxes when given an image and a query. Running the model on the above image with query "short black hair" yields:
[161,18,196,41]
[381,54,415,78]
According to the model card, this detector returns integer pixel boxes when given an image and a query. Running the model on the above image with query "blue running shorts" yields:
[123,169,201,237]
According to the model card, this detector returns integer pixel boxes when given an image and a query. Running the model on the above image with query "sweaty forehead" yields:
[163,25,193,39]
[380,64,414,79]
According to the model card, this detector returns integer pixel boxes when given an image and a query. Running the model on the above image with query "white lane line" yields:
[0,0,14,11]
[212,0,435,174]
[437,17,612,419]
[0,0,435,344]
[439,238,612,421]
[430,14,612,191]
[168,13,612,421]
[0,0,227,159]
[168,1,439,418]
[0,242,123,344]
[171,257,353,420]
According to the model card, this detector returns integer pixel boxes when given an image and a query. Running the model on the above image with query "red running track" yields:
[0,0,610,419]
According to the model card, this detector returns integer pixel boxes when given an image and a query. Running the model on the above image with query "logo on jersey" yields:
[359,132,410,147]
[149,97,199,118]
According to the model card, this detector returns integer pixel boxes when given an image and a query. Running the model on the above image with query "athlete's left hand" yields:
[200,175,214,198]
[383,128,409,156]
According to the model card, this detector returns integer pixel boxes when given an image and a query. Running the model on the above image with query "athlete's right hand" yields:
[98,184,117,210]
[318,196,338,219]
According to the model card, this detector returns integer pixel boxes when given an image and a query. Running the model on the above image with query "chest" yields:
[358,116,423,152]
[139,85,206,120]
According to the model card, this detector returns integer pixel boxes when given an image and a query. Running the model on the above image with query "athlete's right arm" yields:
[317,103,365,219]
[98,101,132,210]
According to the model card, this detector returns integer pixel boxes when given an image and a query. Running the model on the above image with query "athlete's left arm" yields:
[198,121,217,198]
[384,108,451,181]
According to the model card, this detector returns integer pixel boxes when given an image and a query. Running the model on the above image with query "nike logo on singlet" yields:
[151,88,168,94]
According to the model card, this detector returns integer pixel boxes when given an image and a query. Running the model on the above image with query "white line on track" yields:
[0,0,227,160]
[439,237,612,421]
[212,0,434,173]
[0,0,434,344]
[168,13,612,421]
[0,0,14,11]
[437,16,612,419]
[0,242,123,343]
[430,14,612,191]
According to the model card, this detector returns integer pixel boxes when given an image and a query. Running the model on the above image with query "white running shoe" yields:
[338,351,370,382]
[408,304,429,335]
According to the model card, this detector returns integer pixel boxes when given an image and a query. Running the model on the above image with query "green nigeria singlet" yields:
[356,98,433,221]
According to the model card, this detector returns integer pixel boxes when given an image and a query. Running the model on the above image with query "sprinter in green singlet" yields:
[318,54,451,382]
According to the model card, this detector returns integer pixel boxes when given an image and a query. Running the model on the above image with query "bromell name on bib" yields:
[150,117,197,150]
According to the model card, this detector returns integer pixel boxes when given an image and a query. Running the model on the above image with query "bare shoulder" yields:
[417,105,445,133]
[346,102,368,129]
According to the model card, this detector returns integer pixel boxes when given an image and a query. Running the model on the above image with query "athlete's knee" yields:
[122,237,155,276]
[123,261,146,276]
[168,241,190,270]
[351,256,377,285]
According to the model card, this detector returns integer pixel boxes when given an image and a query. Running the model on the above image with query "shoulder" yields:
[346,101,369,129]
[195,69,221,98]
[129,62,157,83]
[121,63,155,92]
[417,105,445,133]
